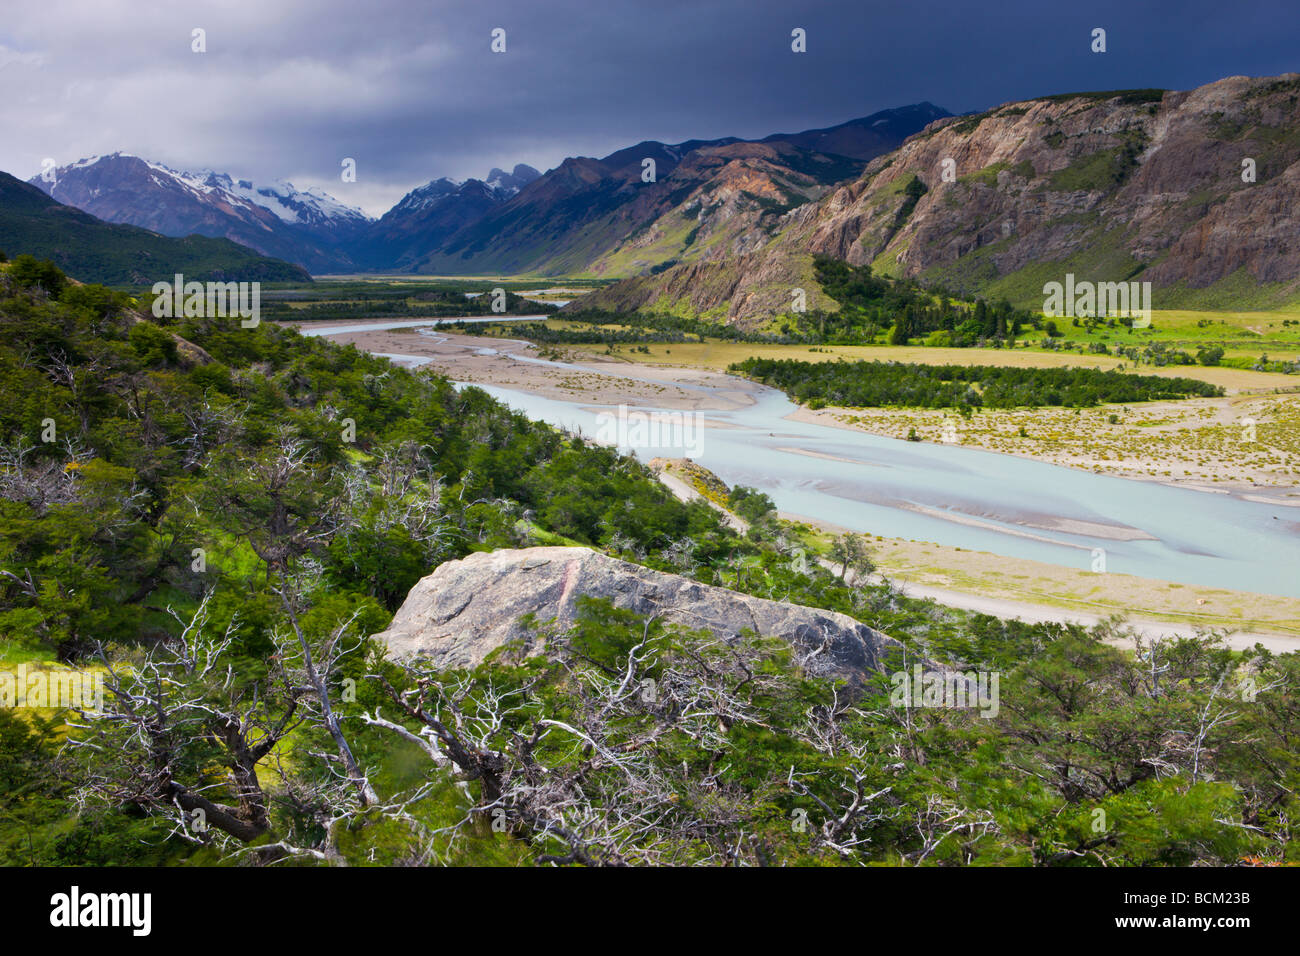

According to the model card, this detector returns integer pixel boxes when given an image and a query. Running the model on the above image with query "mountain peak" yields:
[27,153,372,274]
[0,169,310,284]
[574,73,1300,320]
[760,102,953,159]
[32,154,370,227]
[484,164,542,195]
[20,103,949,278]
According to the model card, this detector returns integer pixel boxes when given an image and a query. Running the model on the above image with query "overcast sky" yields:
[1,0,1296,216]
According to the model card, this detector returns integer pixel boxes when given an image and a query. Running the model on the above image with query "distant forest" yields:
[484,256,1046,348]
[730,357,1224,408]
[260,286,556,322]
[782,255,1038,346]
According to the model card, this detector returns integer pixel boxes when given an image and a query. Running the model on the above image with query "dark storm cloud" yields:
[1,0,1296,215]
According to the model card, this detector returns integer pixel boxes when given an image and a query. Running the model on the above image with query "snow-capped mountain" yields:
[386,176,464,213]
[22,104,949,277]
[388,165,540,215]
[30,153,372,273]
[191,169,371,233]
[350,164,541,269]
[485,164,542,196]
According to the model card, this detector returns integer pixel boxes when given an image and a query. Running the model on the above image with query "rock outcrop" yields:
[373,546,908,682]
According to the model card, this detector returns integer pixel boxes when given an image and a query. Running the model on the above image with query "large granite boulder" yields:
[372,546,908,683]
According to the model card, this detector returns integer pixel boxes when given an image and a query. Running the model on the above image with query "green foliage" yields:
[347,604,1294,866]
[128,320,180,366]
[809,255,1028,346]
[0,245,1291,868]
[0,707,181,865]
[0,259,742,665]
[896,174,929,224]
[476,310,782,346]
[1047,146,1141,193]
[731,357,1223,408]
[260,283,558,323]
[7,255,67,299]
[512,256,1034,351]
[727,485,776,524]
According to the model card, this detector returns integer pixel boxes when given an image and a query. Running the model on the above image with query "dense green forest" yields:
[730,357,1224,409]
[0,254,1292,867]
[795,255,1038,347]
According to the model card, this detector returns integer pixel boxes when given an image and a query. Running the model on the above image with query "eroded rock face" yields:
[373,547,907,683]
[575,73,1300,321]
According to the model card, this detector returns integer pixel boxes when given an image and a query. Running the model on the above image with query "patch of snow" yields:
[57,154,371,225]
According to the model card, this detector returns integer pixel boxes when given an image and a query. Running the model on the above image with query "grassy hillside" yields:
[557,252,1300,374]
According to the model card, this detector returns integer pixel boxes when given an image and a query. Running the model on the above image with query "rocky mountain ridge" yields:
[572,74,1300,323]
[402,104,947,277]
[21,104,946,277]
[352,164,542,269]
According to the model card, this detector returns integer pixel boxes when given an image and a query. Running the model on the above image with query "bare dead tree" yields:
[360,619,798,866]
[0,436,90,512]
[168,392,248,471]
[272,585,378,807]
[786,688,896,859]
[66,592,307,847]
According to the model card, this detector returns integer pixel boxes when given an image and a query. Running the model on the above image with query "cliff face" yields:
[372,547,908,683]
[571,74,1300,323]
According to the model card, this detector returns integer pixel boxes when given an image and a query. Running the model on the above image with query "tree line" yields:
[730,357,1223,408]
